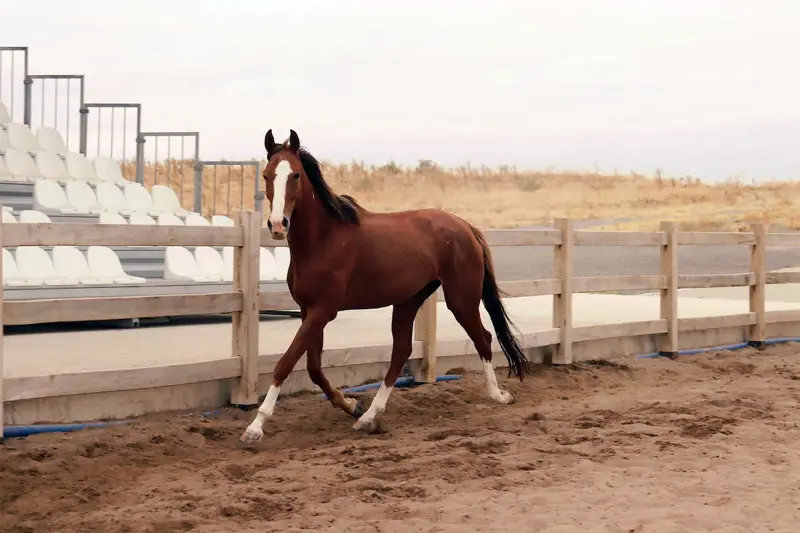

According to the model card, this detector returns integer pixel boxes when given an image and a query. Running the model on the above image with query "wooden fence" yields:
[2,214,800,438]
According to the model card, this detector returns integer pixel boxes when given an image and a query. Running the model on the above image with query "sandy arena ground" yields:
[2,343,799,533]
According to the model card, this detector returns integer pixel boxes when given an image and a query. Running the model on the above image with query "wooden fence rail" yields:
[2,212,800,438]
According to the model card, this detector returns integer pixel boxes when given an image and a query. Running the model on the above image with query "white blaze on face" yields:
[270,160,292,226]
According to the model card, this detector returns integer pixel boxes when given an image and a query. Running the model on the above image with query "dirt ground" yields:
[2,343,799,533]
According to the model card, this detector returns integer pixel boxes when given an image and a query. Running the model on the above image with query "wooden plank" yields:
[4,292,242,325]
[573,275,666,293]
[552,218,573,364]
[677,232,755,246]
[574,231,665,246]
[0,210,5,438]
[483,229,562,247]
[765,309,800,324]
[3,223,243,247]
[678,273,754,289]
[413,291,439,383]
[678,313,755,332]
[766,233,800,247]
[766,272,800,284]
[498,278,560,297]
[258,290,299,310]
[750,223,766,344]
[231,212,261,406]
[3,358,243,402]
[572,320,667,343]
[660,222,678,356]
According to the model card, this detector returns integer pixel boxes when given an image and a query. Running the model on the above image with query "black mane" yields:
[275,147,361,224]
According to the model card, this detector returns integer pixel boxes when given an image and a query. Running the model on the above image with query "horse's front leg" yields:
[239,306,337,444]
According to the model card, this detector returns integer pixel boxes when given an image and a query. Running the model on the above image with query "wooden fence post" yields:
[552,218,573,365]
[749,222,766,348]
[230,211,261,406]
[659,221,678,358]
[413,291,438,383]
[0,207,4,439]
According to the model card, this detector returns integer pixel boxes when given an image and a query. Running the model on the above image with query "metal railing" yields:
[141,131,200,211]
[79,103,143,183]
[24,74,85,152]
[0,47,29,122]
[194,160,263,217]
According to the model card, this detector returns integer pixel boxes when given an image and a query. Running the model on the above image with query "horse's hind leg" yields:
[306,324,361,418]
[441,283,515,405]
[352,282,439,433]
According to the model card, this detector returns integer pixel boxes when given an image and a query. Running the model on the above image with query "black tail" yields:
[468,224,528,381]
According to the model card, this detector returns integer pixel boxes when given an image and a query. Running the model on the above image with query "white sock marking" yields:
[355,382,394,428]
[269,160,291,226]
[242,384,281,440]
[483,360,513,404]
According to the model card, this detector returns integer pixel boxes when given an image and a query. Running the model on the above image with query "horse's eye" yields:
[292,172,301,180]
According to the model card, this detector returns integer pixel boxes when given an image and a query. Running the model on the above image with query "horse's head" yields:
[262,128,304,240]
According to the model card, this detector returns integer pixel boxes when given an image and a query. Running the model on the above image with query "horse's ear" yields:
[288,129,300,153]
[264,129,278,157]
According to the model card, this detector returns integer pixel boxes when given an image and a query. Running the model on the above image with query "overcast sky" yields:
[2,0,798,181]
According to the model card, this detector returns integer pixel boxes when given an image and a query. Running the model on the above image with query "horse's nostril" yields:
[267,219,273,229]
[282,217,289,228]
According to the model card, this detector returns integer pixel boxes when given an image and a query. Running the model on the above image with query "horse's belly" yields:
[343,249,436,309]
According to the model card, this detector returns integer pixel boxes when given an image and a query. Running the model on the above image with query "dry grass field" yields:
[125,159,800,231]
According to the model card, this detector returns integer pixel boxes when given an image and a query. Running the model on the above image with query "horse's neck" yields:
[287,187,332,258]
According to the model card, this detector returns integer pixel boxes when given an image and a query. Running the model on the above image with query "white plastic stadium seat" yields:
[95,181,134,215]
[2,122,41,154]
[185,213,210,226]
[151,184,197,217]
[65,181,103,214]
[98,212,127,225]
[52,246,113,285]
[18,209,52,223]
[3,248,43,287]
[0,102,10,124]
[124,182,161,216]
[86,246,146,284]
[128,212,156,225]
[164,246,219,282]
[2,210,17,224]
[0,128,8,150]
[2,205,11,213]
[2,147,42,182]
[193,246,225,282]
[157,212,184,226]
[222,246,234,282]
[65,152,101,184]
[33,179,77,214]
[93,156,129,185]
[0,152,14,182]
[259,247,278,281]
[15,246,77,286]
[211,214,235,227]
[35,127,69,156]
[35,150,72,184]
[273,247,290,281]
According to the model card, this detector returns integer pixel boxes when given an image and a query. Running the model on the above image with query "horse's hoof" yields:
[352,417,378,434]
[502,390,516,405]
[350,402,365,419]
[239,426,264,444]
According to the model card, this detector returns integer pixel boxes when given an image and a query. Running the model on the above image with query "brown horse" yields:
[240,129,528,443]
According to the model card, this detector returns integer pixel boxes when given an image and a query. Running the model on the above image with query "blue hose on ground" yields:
[636,337,800,360]
[4,338,798,439]
[316,374,462,400]
[2,409,223,439]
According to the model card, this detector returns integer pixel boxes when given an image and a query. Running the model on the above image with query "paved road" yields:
[489,244,800,282]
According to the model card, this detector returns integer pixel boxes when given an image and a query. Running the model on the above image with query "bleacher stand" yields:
[1,100,284,300]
